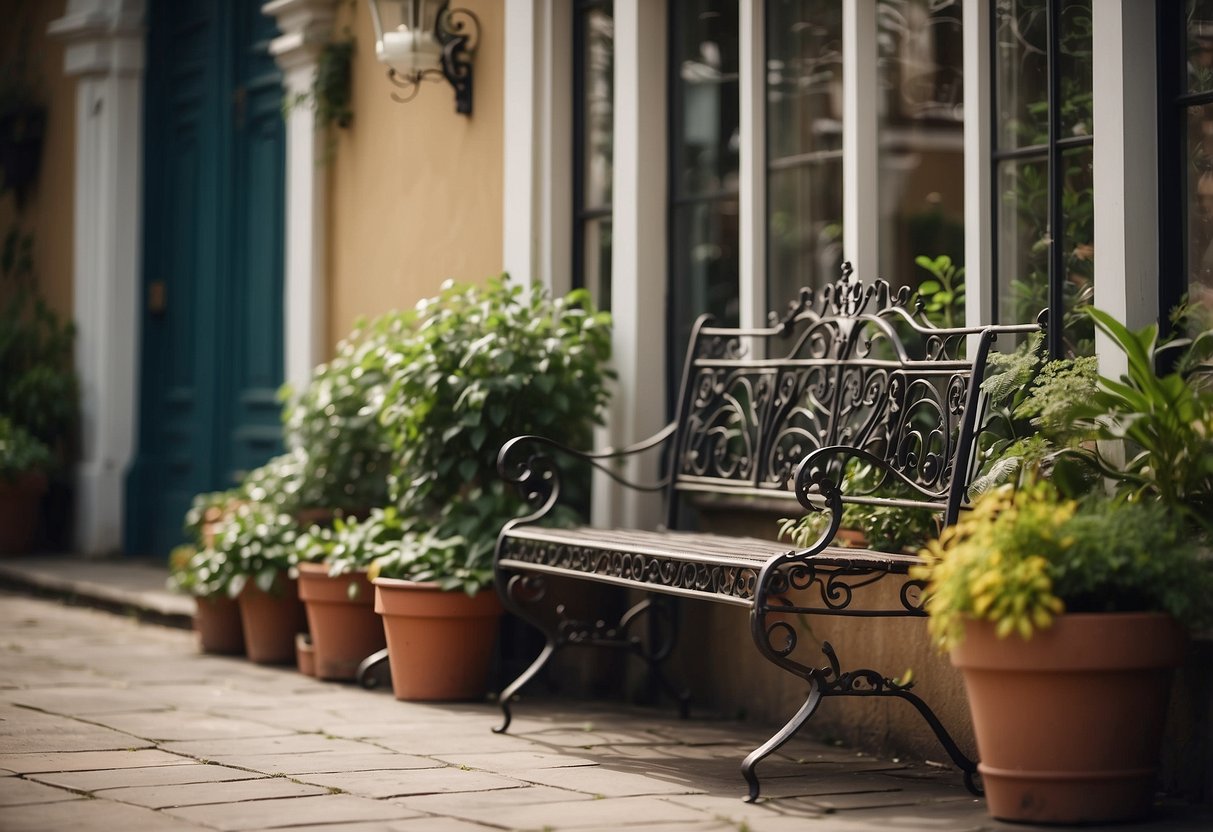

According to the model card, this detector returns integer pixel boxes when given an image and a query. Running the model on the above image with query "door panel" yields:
[127,0,284,555]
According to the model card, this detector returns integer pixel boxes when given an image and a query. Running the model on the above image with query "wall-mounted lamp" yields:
[366,0,480,115]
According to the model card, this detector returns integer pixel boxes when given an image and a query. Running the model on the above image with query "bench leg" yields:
[741,680,823,803]
[621,597,692,719]
[493,637,557,734]
[493,571,564,733]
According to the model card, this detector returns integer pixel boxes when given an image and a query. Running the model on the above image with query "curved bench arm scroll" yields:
[497,422,678,523]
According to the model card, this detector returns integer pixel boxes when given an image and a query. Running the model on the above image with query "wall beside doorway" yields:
[326,0,505,349]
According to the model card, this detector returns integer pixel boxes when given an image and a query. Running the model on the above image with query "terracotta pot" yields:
[297,563,386,680]
[373,577,502,701]
[236,574,308,665]
[951,612,1186,824]
[296,633,316,677]
[0,471,47,554]
[193,594,245,655]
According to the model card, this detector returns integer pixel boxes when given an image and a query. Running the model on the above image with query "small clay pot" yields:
[297,563,385,680]
[373,577,502,701]
[236,574,308,664]
[0,470,47,554]
[296,633,316,677]
[952,612,1185,824]
[193,594,245,655]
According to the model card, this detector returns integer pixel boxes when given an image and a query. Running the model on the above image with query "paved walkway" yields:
[0,573,1210,831]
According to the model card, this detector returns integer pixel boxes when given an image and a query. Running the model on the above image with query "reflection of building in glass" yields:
[1186,10,1213,328]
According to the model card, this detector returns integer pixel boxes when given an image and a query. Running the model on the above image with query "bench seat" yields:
[499,525,921,608]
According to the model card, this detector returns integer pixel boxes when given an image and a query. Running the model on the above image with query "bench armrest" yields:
[497,421,677,520]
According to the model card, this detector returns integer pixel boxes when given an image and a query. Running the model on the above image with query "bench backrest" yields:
[667,268,1021,531]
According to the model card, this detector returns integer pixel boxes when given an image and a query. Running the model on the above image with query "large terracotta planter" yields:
[373,577,502,701]
[951,612,1185,824]
[236,574,308,665]
[0,471,47,554]
[193,594,245,655]
[297,563,386,680]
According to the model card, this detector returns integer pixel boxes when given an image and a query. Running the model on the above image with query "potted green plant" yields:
[372,277,613,701]
[167,490,246,654]
[211,499,308,665]
[912,308,1213,824]
[293,509,400,681]
[0,225,78,551]
[280,311,403,522]
[0,414,50,553]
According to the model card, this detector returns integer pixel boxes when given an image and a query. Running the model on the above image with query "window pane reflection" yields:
[583,6,614,209]
[1188,0,1213,95]
[877,0,964,313]
[766,0,843,306]
[997,157,1049,326]
[995,0,1049,150]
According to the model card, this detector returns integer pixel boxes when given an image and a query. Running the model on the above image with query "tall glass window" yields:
[992,0,1094,357]
[670,0,741,359]
[573,1,614,311]
[1161,0,1213,336]
[765,0,843,310]
[878,0,965,326]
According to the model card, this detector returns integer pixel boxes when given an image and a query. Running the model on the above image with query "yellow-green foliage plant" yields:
[913,481,1213,652]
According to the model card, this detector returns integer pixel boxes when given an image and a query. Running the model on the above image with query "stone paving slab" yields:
[297,765,527,799]
[100,775,330,809]
[0,774,86,807]
[430,749,600,771]
[1,797,211,831]
[261,751,442,775]
[29,762,262,791]
[509,765,707,797]
[85,709,301,742]
[425,794,717,829]
[164,792,424,830]
[0,729,152,753]
[0,748,195,774]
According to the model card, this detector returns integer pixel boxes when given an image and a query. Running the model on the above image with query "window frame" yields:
[988,0,1095,359]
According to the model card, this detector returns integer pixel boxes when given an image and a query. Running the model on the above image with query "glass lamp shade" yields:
[367,0,445,76]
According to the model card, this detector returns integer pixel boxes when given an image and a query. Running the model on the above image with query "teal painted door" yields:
[126,0,285,555]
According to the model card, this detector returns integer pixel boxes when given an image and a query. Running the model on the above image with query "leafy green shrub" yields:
[913,483,1212,651]
[378,277,613,595]
[296,506,407,578]
[778,462,938,553]
[1062,308,1213,531]
[0,225,77,460]
[0,413,50,481]
[280,312,406,512]
[209,501,303,597]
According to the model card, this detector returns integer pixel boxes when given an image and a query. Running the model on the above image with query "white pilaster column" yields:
[502,0,571,295]
[963,0,993,328]
[842,0,878,279]
[738,0,766,329]
[49,0,146,555]
[1093,1,1158,377]
[263,0,336,394]
[606,0,667,530]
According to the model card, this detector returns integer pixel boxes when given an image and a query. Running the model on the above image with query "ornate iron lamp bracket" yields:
[386,3,478,114]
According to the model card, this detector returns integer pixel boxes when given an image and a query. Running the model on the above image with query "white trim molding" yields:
[49,0,147,555]
[501,0,572,295]
[263,0,337,395]
[1093,0,1158,377]
[842,0,878,279]
[606,0,668,530]
[962,0,993,328]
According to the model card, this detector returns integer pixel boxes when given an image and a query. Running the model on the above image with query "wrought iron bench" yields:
[492,266,1040,801]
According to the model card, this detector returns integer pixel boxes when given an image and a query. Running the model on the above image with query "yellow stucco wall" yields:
[326,0,504,349]
[0,0,74,321]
